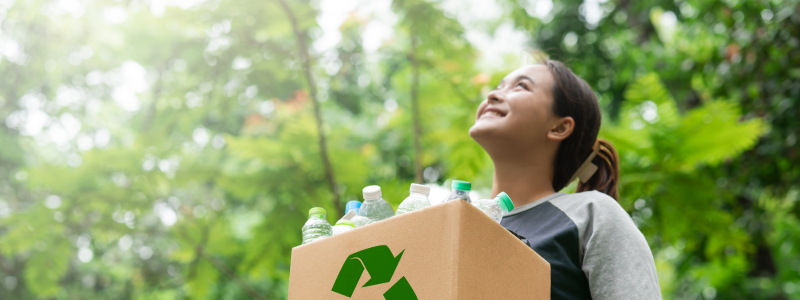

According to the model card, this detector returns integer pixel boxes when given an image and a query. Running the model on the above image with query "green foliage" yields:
[24,241,72,297]
[186,260,219,299]
[602,73,767,296]
[674,100,764,166]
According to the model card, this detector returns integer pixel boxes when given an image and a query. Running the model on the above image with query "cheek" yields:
[508,96,552,135]
[475,101,488,119]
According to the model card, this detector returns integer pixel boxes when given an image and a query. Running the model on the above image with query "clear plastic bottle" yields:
[301,207,332,245]
[332,219,355,235]
[358,185,395,226]
[396,183,431,215]
[351,214,370,228]
[345,200,370,228]
[442,180,473,204]
[472,192,515,223]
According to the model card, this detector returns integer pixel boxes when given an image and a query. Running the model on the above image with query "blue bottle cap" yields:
[345,201,362,214]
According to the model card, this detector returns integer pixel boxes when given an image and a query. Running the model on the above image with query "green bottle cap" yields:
[335,219,355,228]
[451,180,472,191]
[496,192,514,212]
[309,207,326,217]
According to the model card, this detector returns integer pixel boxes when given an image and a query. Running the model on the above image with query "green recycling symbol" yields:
[331,245,418,299]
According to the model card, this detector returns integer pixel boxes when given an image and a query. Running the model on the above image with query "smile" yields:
[480,109,507,119]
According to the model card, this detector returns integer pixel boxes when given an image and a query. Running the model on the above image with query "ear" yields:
[547,116,575,141]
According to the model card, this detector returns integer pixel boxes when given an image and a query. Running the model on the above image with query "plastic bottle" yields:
[332,219,355,235]
[442,180,473,204]
[472,192,515,223]
[345,200,370,228]
[358,185,394,226]
[396,183,431,215]
[301,207,332,245]
[351,214,370,228]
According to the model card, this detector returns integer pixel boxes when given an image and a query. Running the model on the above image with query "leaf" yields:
[170,247,196,263]
[673,101,766,166]
[185,260,219,299]
[623,73,674,107]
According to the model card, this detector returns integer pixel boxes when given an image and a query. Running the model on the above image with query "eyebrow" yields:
[497,75,535,88]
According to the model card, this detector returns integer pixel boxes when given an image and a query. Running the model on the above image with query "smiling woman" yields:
[469,60,661,300]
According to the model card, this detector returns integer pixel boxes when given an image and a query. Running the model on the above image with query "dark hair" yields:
[546,60,620,200]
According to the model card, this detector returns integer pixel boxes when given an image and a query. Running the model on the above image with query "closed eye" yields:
[517,82,528,90]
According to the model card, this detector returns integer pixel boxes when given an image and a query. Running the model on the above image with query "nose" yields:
[487,90,505,104]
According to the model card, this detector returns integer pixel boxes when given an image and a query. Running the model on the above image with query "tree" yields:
[390,0,477,184]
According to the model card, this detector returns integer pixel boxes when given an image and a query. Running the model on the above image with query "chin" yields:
[469,121,499,140]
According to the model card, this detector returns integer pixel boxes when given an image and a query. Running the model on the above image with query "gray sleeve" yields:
[550,191,662,300]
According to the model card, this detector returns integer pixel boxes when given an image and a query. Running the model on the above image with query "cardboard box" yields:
[289,200,550,300]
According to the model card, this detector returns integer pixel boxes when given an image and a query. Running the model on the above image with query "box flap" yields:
[454,200,550,299]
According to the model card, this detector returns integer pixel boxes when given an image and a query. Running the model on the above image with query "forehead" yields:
[502,64,554,85]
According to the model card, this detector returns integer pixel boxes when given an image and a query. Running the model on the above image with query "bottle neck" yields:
[310,213,326,219]
[498,203,511,213]
[410,192,428,197]
[364,198,381,203]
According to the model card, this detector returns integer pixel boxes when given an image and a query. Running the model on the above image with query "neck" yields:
[489,151,557,208]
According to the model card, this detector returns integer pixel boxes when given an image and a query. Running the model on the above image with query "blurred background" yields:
[0,0,798,298]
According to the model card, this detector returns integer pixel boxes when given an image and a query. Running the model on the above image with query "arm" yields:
[552,192,662,299]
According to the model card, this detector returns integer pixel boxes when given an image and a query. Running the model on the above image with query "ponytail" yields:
[576,139,620,200]
[546,60,620,201]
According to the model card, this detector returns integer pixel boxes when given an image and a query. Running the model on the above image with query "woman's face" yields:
[469,65,560,148]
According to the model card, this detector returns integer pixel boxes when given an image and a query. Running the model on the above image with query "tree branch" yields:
[409,32,424,184]
[177,223,269,300]
[200,249,269,300]
[275,0,343,216]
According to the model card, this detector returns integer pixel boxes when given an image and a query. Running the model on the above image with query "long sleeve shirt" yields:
[501,191,662,300]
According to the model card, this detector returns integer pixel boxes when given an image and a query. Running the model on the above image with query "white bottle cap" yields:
[409,183,430,196]
[340,210,356,221]
[362,185,382,200]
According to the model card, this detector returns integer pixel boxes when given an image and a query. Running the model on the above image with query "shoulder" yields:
[550,192,661,299]
[548,191,644,261]
[554,190,619,207]
[549,190,633,226]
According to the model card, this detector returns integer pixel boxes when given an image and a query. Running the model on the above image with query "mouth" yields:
[480,108,507,119]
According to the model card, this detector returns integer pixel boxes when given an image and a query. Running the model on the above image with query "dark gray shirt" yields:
[501,191,661,300]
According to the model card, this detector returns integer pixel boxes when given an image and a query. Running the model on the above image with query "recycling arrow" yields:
[382,277,416,300]
[331,245,417,299]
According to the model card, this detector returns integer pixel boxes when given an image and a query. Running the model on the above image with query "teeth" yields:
[483,111,502,117]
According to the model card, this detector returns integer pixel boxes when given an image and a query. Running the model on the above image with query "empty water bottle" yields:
[332,219,355,235]
[358,185,394,226]
[396,183,431,215]
[301,207,332,245]
[442,180,473,203]
[472,192,515,223]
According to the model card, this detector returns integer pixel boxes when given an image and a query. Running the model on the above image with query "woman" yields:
[469,61,661,299]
